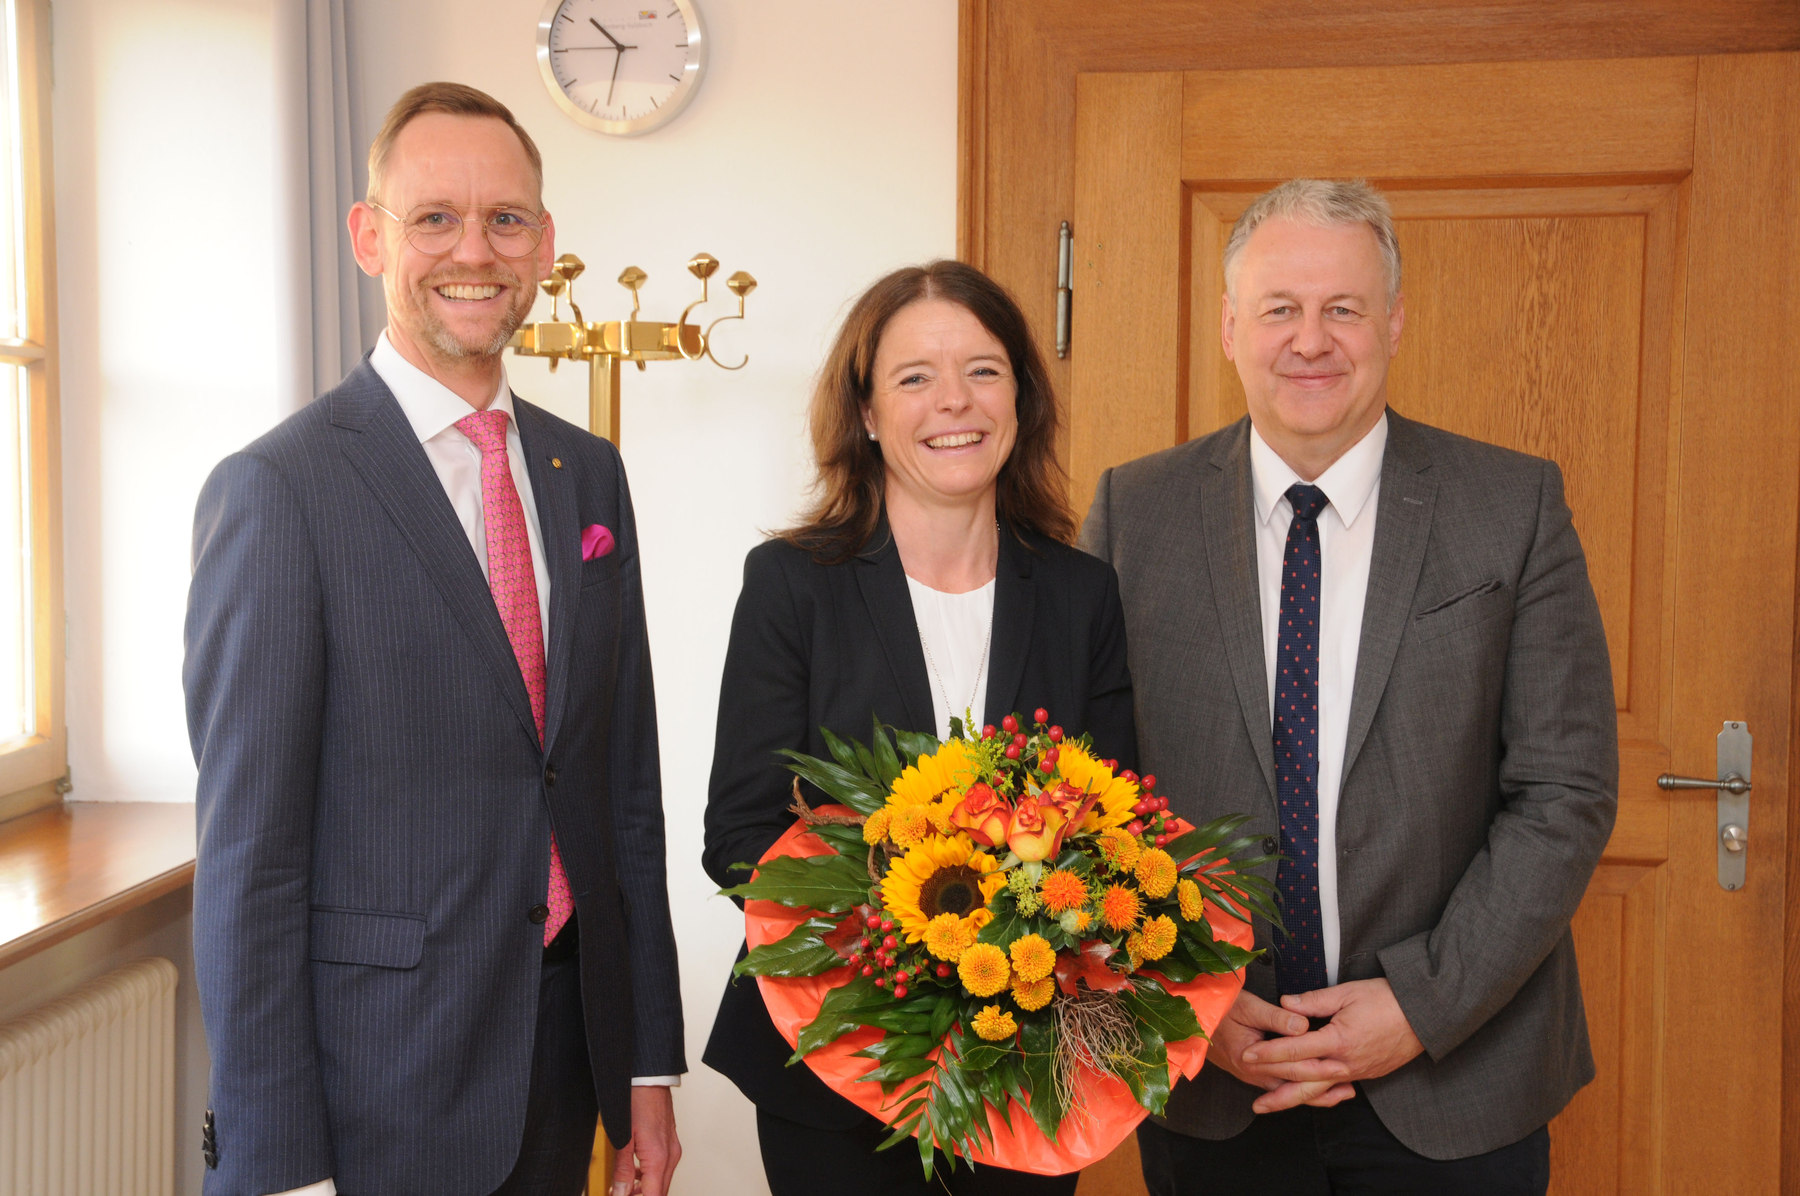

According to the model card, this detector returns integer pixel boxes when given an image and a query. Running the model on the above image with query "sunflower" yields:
[1008,934,1056,983]
[1052,742,1140,832]
[1011,975,1055,1012]
[881,834,1006,941]
[1177,877,1206,922]
[959,943,1012,997]
[887,740,979,808]
[971,1004,1018,1042]
[1135,848,1177,899]
[1040,869,1088,915]
[1100,883,1142,932]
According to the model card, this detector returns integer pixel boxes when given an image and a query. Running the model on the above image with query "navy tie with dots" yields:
[1274,483,1330,996]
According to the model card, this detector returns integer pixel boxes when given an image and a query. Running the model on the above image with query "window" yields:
[0,0,61,818]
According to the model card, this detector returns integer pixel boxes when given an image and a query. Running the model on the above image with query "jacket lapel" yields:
[1200,419,1279,801]
[1339,411,1437,785]
[854,523,935,734]
[329,362,540,747]
[982,523,1037,728]
[517,399,580,756]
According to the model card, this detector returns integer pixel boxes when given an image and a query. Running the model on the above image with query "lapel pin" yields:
[551,457,563,469]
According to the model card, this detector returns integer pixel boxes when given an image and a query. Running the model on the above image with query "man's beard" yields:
[406,266,534,360]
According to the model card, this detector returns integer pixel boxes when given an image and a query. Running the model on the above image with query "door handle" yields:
[1657,721,1751,891]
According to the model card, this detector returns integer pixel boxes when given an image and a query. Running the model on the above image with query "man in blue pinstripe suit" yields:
[184,83,684,1196]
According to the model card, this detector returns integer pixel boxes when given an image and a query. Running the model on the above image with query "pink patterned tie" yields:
[456,409,572,946]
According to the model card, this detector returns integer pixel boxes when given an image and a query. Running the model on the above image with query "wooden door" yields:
[1052,55,1799,1195]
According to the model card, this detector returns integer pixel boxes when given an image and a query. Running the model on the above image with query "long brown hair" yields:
[782,261,1075,562]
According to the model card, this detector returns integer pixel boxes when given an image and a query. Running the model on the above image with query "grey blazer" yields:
[1079,411,1617,1160]
[184,360,684,1196]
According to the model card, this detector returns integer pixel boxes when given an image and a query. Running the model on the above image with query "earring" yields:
[868,432,877,441]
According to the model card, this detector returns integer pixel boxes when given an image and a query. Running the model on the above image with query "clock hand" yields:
[607,41,626,106]
[588,17,626,50]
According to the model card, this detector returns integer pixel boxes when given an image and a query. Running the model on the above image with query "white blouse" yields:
[905,576,997,741]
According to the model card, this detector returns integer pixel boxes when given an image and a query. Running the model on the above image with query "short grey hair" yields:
[1223,179,1401,305]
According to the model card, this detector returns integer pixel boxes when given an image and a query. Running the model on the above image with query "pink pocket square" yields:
[581,524,615,561]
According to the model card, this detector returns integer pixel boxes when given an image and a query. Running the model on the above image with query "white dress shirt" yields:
[906,576,996,739]
[1250,413,1387,987]
[266,342,670,1196]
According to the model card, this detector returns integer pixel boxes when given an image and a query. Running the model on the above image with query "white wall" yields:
[55,2,959,1192]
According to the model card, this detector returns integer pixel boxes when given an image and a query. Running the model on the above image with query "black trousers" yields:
[490,921,599,1196]
[1137,1095,1549,1196]
[757,1107,1080,1196]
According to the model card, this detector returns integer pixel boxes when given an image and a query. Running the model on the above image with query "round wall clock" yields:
[537,0,708,136]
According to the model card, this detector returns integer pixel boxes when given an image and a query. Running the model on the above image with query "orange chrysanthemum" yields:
[1134,914,1177,961]
[862,808,891,845]
[1100,883,1142,932]
[958,942,1012,997]
[1040,869,1088,915]
[972,1004,1018,1042]
[1011,975,1055,1012]
[1097,827,1142,873]
[889,806,931,849]
[1008,934,1056,983]
[1135,848,1177,899]
[1177,877,1206,922]
[923,912,978,962]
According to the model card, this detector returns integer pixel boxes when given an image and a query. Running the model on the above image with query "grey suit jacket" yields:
[184,360,684,1196]
[1080,411,1617,1159]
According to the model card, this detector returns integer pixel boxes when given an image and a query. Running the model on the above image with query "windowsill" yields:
[0,801,196,970]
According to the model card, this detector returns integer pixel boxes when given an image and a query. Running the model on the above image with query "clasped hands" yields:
[1211,978,1424,1114]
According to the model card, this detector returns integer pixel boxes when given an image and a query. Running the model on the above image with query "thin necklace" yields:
[916,519,998,730]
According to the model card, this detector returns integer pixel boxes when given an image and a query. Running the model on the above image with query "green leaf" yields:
[892,727,940,766]
[957,1040,1013,1071]
[860,1054,936,1086]
[793,976,883,1059]
[928,992,957,1041]
[1121,977,1205,1043]
[855,1033,937,1063]
[807,821,871,858]
[975,890,1032,948]
[1019,1016,1065,1142]
[732,916,847,978]
[820,726,863,775]
[1120,1028,1171,1114]
[870,717,904,787]
[777,748,889,815]
[719,851,872,912]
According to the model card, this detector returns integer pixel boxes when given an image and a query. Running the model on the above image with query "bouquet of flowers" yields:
[724,710,1278,1178]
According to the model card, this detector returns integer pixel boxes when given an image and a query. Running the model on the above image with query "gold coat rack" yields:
[509,252,756,445]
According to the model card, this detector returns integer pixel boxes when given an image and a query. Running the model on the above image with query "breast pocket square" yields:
[581,523,615,561]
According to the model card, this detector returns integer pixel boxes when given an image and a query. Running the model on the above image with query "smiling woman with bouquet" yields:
[702,261,1136,1193]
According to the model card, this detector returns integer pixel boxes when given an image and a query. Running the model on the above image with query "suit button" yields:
[544,768,558,787]
[528,904,550,924]
[1262,835,1279,855]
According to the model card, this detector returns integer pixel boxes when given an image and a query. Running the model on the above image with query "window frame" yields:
[0,0,63,821]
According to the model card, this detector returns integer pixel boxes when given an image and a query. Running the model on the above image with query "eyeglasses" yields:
[370,201,546,260]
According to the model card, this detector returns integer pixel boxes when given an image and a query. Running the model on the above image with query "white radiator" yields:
[0,957,178,1196]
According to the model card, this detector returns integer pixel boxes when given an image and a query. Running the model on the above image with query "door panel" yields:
[1065,53,1797,1196]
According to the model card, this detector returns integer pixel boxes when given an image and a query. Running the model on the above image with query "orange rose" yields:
[949,782,1012,848]
[1006,794,1069,863]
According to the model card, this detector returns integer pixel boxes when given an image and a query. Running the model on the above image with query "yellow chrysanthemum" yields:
[1052,741,1140,831]
[1097,827,1142,873]
[958,942,1012,997]
[887,740,979,808]
[1008,934,1056,983]
[1177,877,1206,922]
[862,808,891,845]
[927,804,956,835]
[1135,848,1177,899]
[923,912,978,962]
[881,834,1006,941]
[972,1004,1018,1042]
[1040,869,1087,915]
[1011,975,1055,1012]
[1100,883,1142,932]
[889,806,931,849]
[1133,914,1177,961]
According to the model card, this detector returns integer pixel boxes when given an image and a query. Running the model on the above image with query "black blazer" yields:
[700,521,1136,1130]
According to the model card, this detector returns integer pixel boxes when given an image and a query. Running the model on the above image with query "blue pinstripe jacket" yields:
[184,360,683,1196]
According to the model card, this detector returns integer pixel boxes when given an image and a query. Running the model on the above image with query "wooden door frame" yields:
[955,1,1800,1187]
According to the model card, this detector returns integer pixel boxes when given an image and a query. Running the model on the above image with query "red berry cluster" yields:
[846,911,948,999]
[1122,771,1173,845]
[981,708,1067,774]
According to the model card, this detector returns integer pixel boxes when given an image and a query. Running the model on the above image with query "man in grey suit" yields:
[1080,179,1617,1192]
[185,84,683,1196]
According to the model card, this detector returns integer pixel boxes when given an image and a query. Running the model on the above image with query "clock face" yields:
[537,0,707,136]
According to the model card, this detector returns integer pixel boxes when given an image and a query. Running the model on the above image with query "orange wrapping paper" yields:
[747,811,1253,1176]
